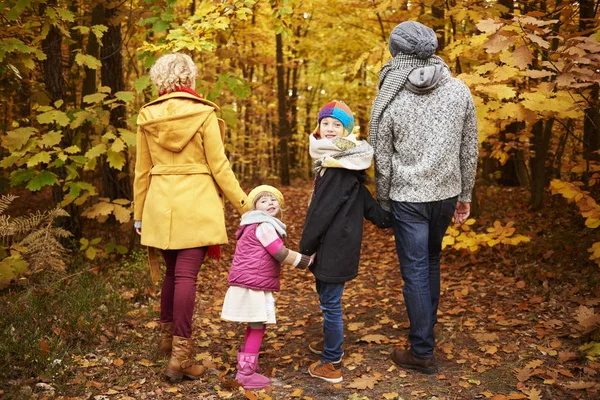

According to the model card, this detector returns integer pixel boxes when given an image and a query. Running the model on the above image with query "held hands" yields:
[454,201,471,225]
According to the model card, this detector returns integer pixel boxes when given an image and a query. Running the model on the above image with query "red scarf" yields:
[159,86,203,98]
[158,87,221,261]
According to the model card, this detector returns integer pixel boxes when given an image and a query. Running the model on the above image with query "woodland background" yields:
[1,0,600,399]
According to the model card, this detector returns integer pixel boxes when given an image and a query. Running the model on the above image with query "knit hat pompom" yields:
[388,21,438,59]
[316,101,355,136]
[248,185,284,209]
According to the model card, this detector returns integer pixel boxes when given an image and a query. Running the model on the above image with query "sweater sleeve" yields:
[373,109,395,211]
[256,223,311,269]
[361,185,392,228]
[300,170,354,255]
[459,95,479,202]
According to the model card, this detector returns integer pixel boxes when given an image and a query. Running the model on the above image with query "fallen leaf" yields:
[113,358,124,367]
[347,374,379,389]
[358,334,388,344]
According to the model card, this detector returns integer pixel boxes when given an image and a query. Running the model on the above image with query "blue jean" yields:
[316,279,345,363]
[391,197,457,359]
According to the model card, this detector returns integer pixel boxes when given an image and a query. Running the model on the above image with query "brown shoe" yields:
[308,361,343,383]
[165,336,206,382]
[391,348,438,375]
[158,322,173,353]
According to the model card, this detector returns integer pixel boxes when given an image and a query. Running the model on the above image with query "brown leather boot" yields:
[391,348,438,375]
[158,322,173,353]
[164,336,206,382]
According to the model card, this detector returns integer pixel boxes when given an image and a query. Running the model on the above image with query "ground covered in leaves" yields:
[6,182,600,400]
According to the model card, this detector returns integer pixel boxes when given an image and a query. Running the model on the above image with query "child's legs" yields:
[244,322,265,354]
[316,279,345,363]
[171,247,206,338]
[160,249,178,323]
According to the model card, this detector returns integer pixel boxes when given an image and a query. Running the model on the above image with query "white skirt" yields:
[221,286,276,324]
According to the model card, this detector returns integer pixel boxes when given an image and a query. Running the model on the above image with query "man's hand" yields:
[454,201,471,225]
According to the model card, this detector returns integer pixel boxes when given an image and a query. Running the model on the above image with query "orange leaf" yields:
[40,339,50,356]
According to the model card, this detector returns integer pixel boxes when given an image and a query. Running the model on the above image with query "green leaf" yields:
[0,154,22,168]
[63,145,80,154]
[85,143,107,159]
[83,92,108,104]
[2,127,36,151]
[72,25,90,35]
[111,138,126,153]
[10,169,36,186]
[115,91,134,102]
[118,128,137,147]
[79,238,89,250]
[56,7,74,22]
[133,75,152,93]
[91,25,108,41]
[36,110,70,127]
[26,151,52,167]
[6,0,31,21]
[26,170,58,191]
[106,150,125,170]
[153,20,170,33]
[75,53,102,69]
[116,245,128,255]
[38,130,63,148]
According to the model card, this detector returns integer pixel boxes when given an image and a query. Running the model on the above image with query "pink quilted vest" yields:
[227,224,281,292]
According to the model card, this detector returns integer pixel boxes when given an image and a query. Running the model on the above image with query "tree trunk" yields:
[275,33,290,186]
[100,4,132,200]
[580,0,600,186]
[530,119,554,210]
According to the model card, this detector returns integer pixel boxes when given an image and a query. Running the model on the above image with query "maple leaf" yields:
[347,374,379,390]
[477,19,504,34]
[511,45,534,70]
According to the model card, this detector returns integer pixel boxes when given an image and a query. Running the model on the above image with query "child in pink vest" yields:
[221,185,311,389]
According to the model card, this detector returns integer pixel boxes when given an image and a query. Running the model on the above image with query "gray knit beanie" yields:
[388,21,438,59]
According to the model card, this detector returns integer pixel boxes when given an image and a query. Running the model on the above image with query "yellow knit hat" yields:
[247,185,284,209]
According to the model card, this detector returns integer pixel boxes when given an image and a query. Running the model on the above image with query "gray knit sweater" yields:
[373,66,478,209]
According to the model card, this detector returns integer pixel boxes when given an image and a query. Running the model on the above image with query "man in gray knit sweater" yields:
[369,21,478,374]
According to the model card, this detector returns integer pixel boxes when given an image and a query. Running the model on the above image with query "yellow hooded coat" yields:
[133,92,248,250]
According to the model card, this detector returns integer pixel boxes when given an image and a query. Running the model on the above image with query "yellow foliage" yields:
[443,220,530,252]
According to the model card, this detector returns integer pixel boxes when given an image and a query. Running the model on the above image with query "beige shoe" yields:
[158,322,173,353]
[164,336,206,382]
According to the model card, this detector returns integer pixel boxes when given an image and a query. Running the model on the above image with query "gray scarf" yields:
[240,210,287,238]
[369,53,449,150]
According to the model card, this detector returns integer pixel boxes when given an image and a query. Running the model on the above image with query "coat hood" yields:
[405,64,451,94]
[137,93,219,152]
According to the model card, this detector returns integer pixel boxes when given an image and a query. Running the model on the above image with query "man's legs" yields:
[391,201,434,359]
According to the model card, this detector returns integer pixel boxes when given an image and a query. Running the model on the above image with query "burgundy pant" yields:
[160,247,206,338]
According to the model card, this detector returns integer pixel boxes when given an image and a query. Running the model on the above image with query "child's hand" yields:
[308,253,316,267]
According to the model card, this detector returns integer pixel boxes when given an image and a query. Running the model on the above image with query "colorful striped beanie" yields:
[317,101,355,136]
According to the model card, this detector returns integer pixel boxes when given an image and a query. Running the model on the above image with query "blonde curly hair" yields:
[149,53,197,94]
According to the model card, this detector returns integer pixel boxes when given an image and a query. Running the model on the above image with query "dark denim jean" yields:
[391,197,457,359]
[316,279,345,363]
[160,247,207,338]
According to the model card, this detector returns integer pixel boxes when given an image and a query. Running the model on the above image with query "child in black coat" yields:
[300,101,391,383]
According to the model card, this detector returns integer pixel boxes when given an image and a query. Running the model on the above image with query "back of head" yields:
[149,53,198,95]
[388,21,438,59]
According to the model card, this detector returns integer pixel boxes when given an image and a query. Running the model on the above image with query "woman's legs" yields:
[160,247,206,337]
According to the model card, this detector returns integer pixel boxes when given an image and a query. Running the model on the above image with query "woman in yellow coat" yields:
[133,53,249,382]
